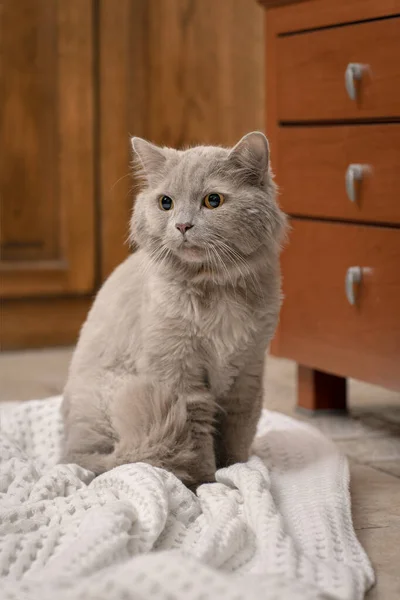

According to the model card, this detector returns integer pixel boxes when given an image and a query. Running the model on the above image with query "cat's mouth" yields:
[174,240,205,263]
[179,244,204,262]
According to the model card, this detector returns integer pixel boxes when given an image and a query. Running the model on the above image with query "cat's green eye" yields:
[159,195,174,211]
[204,193,224,209]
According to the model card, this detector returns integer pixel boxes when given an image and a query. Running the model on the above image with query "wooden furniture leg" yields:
[297,365,347,413]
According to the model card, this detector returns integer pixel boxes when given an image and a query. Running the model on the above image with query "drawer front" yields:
[277,124,400,224]
[277,17,400,121]
[275,220,400,390]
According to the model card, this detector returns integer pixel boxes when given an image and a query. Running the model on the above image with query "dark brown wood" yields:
[145,0,265,147]
[98,0,265,279]
[0,0,95,298]
[298,366,347,412]
[0,0,58,263]
[274,220,400,391]
[98,0,146,280]
[0,297,92,350]
[265,0,400,34]
[277,17,400,121]
[277,124,400,224]
[0,0,266,347]
[259,0,308,8]
[265,11,278,168]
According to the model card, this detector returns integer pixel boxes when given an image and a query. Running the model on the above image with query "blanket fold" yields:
[0,397,374,600]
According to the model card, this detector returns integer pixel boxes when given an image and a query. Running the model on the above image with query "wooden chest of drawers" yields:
[260,0,400,410]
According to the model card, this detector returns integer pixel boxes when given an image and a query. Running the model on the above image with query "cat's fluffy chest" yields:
[141,276,259,395]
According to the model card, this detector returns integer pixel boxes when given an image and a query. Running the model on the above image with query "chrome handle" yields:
[345,266,362,306]
[345,63,367,100]
[345,163,368,203]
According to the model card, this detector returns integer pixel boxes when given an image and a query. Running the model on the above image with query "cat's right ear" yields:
[131,137,167,180]
[228,132,270,186]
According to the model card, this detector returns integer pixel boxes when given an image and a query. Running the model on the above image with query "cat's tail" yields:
[107,377,215,486]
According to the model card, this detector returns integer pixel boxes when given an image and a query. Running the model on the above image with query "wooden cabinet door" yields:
[0,0,95,298]
[98,0,265,280]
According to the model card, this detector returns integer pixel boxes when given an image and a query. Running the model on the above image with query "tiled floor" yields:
[1,348,399,598]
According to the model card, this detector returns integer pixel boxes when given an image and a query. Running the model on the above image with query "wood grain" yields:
[274,220,400,391]
[0,0,95,298]
[277,17,400,121]
[98,0,266,278]
[263,0,400,399]
[277,124,400,224]
[259,0,308,7]
[57,0,95,293]
[98,0,147,280]
[264,0,400,34]
[0,0,58,262]
[265,11,279,176]
[0,296,92,350]
[145,0,265,148]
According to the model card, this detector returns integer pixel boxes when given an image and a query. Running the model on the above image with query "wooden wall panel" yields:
[146,0,265,147]
[99,0,265,279]
[0,0,95,298]
[0,0,58,262]
[99,0,148,280]
[1,297,92,350]
[1,0,265,347]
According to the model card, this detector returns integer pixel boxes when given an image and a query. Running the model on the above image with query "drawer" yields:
[277,17,400,121]
[275,220,400,390]
[277,124,400,224]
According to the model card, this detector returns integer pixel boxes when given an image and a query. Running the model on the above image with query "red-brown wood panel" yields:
[261,0,400,33]
[274,219,400,390]
[277,17,400,121]
[277,124,400,224]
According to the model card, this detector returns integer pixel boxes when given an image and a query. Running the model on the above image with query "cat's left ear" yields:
[228,131,270,186]
[131,137,167,180]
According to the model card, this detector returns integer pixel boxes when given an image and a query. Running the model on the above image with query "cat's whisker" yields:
[209,242,237,293]
[211,238,263,295]
[158,246,173,272]
[141,244,169,279]
[204,247,213,283]
[109,172,131,193]
[215,242,265,303]
[206,246,218,286]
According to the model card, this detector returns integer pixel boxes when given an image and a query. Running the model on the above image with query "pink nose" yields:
[176,222,193,234]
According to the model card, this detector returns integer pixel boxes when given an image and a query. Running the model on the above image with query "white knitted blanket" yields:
[0,397,374,600]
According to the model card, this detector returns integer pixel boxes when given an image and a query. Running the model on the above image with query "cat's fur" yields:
[61,132,286,487]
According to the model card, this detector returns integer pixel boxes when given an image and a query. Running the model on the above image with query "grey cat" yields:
[61,132,286,487]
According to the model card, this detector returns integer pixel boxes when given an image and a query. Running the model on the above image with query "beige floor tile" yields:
[349,379,400,410]
[350,464,400,530]
[351,464,400,599]
[298,413,398,441]
[370,460,400,478]
[359,527,400,599]
[338,436,400,466]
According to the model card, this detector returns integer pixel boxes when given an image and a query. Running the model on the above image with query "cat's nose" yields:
[175,222,193,235]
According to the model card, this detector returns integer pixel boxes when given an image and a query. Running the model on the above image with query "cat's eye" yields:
[204,193,224,209]
[159,195,174,211]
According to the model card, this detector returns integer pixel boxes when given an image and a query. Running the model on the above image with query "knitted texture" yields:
[0,397,374,600]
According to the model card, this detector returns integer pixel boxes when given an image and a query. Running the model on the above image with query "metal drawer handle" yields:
[345,163,369,203]
[345,266,362,306]
[345,63,368,100]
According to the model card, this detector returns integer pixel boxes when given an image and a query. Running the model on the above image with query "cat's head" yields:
[130,132,286,282]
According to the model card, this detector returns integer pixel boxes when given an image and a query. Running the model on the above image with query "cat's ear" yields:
[228,132,270,186]
[131,137,167,179]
